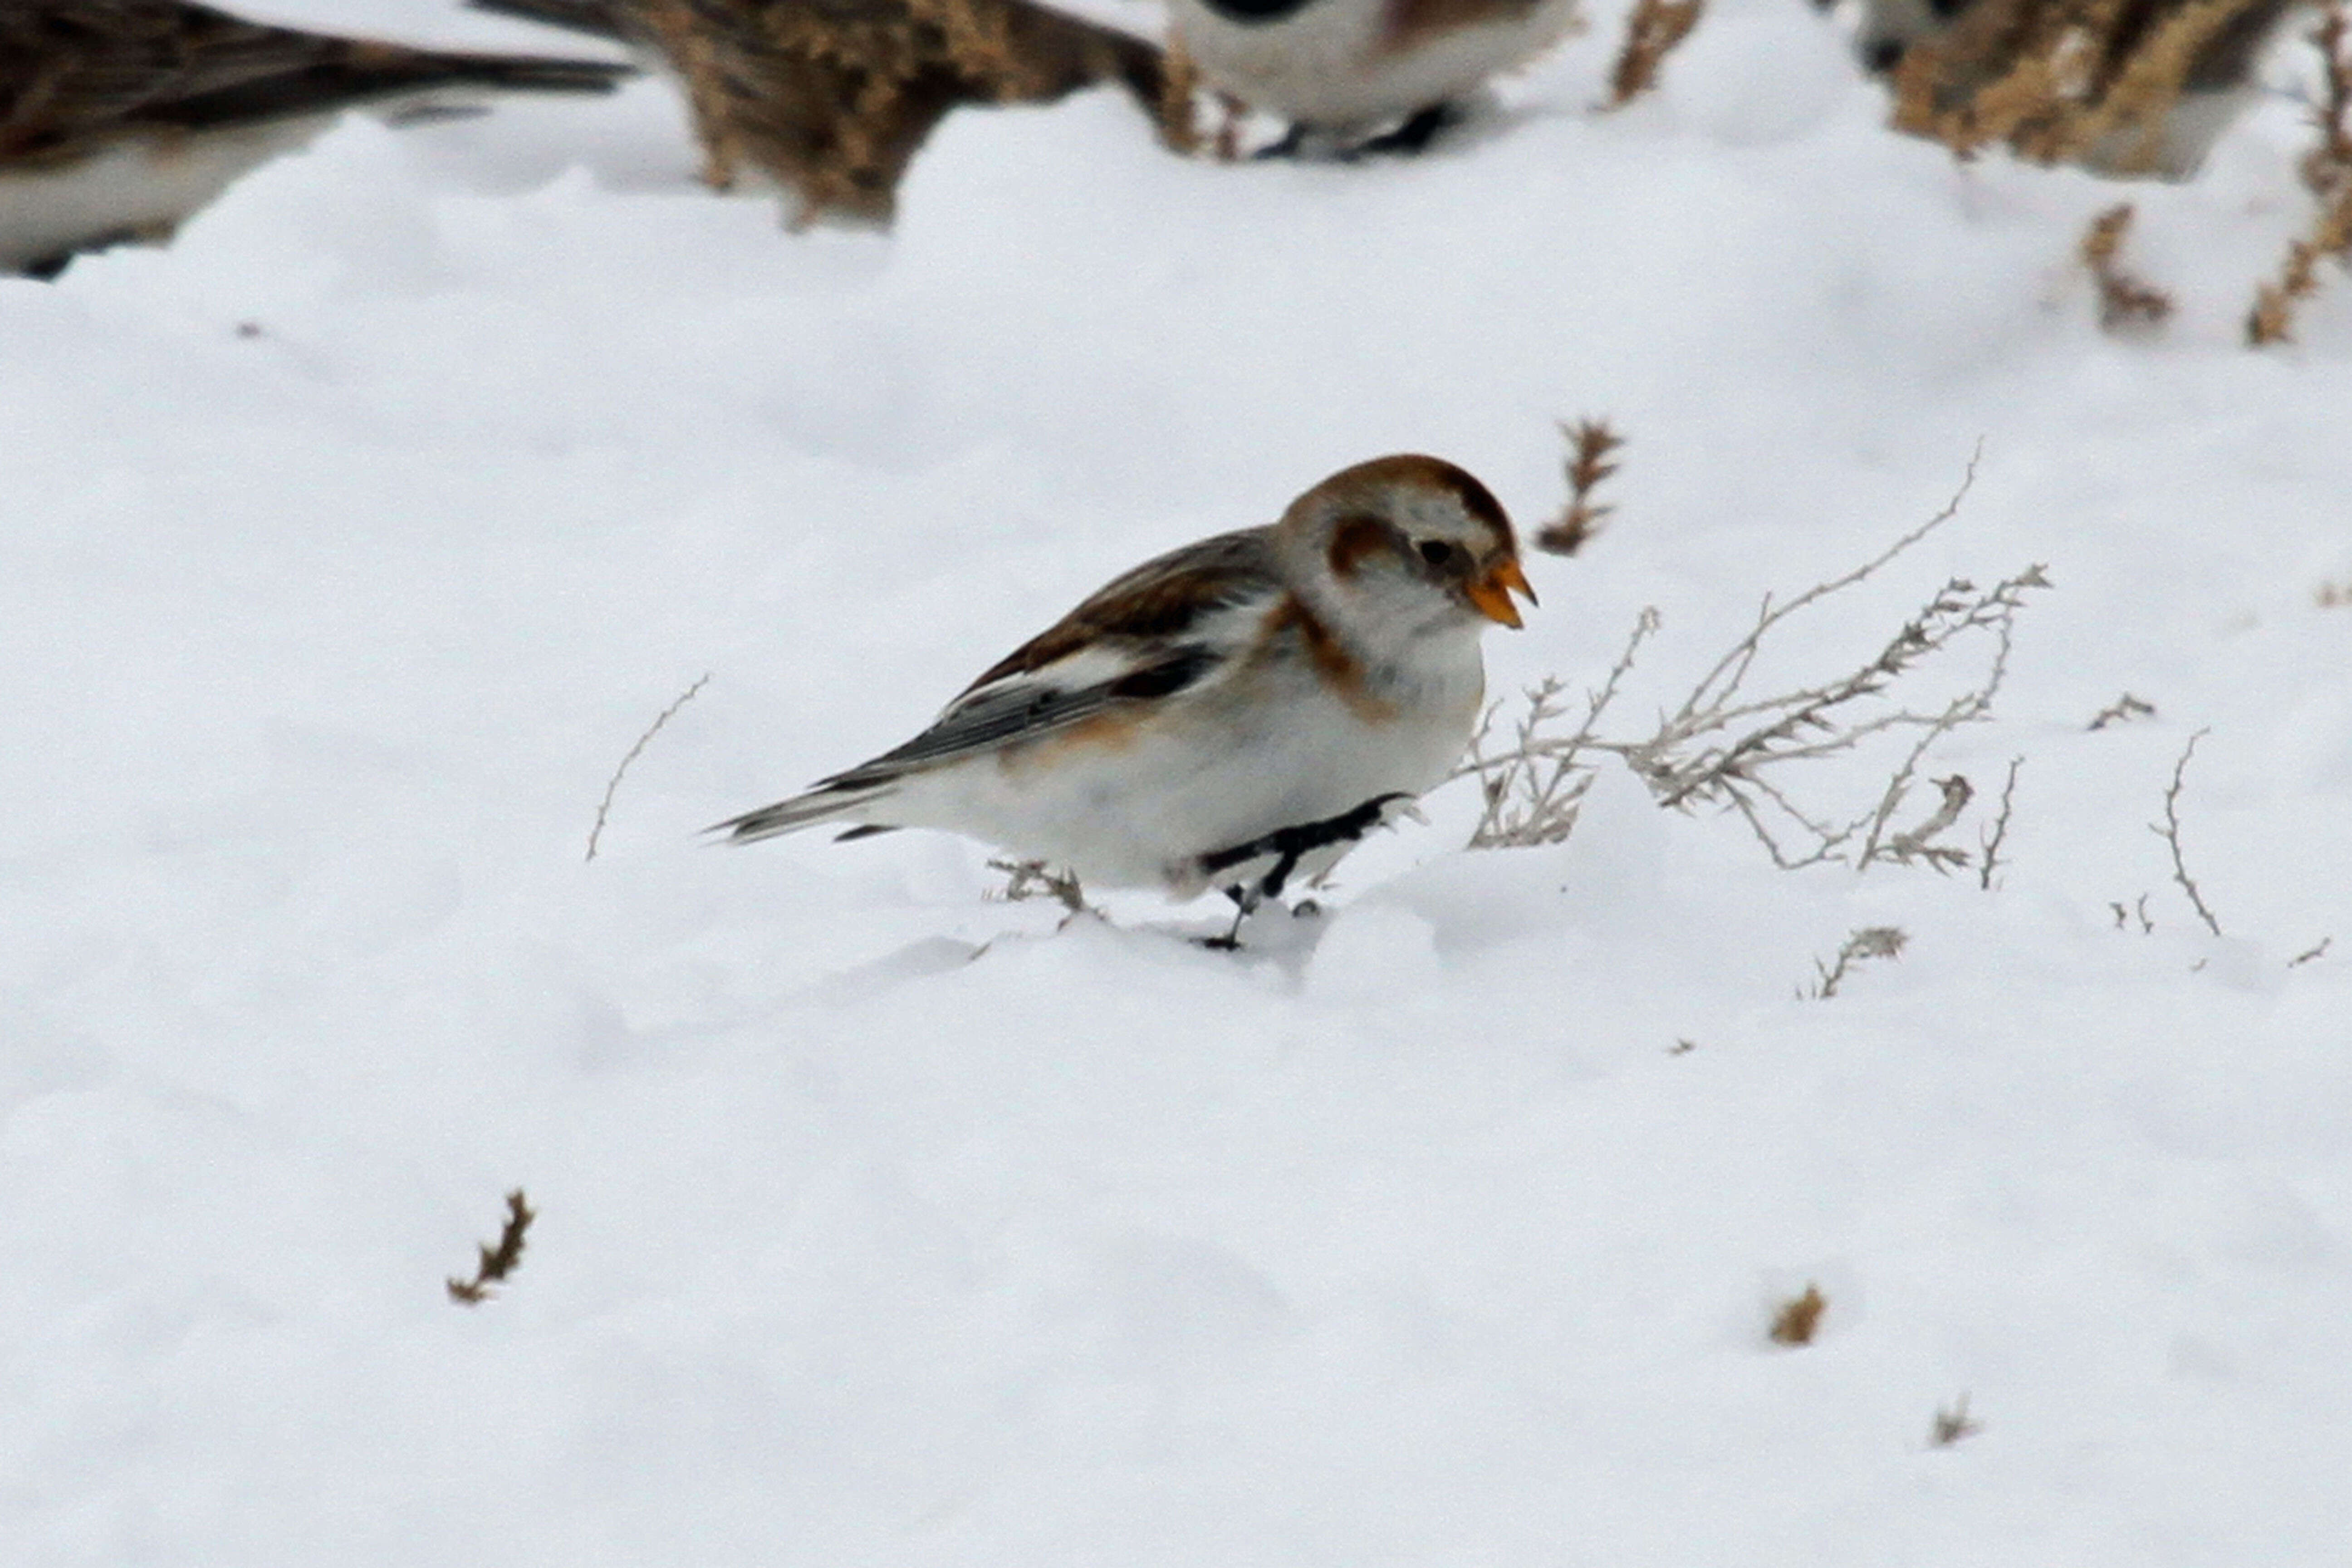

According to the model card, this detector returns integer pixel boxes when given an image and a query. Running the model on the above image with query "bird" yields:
[1851,0,2299,178]
[716,454,1537,940]
[470,0,1169,222]
[1164,0,1584,154]
[0,0,637,279]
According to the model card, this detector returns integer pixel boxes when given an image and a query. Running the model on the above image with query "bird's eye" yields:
[1417,539,1455,567]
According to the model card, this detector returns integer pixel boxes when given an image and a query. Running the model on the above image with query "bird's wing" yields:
[816,527,1281,788]
[1,0,629,159]
[615,0,1165,220]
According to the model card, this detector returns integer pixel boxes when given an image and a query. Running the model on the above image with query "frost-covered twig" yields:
[2080,204,2174,333]
[587,673,711,862]
[2152,729,2223,936]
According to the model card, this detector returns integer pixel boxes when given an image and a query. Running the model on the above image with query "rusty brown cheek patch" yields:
[1326,514,1396,581]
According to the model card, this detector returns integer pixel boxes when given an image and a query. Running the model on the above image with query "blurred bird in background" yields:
[0,0,636,277]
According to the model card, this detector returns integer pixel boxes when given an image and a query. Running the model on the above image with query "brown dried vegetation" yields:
[1606,0,1706,107]
[1539,420,1622,557]
[2080,203,2175,331]
[1770,1283,1828,1345]
[2250,4,2352,343]
[1888,0,2292,176]
[448,1189,536,1305]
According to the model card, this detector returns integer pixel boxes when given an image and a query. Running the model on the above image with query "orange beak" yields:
[1465,558,1537,629]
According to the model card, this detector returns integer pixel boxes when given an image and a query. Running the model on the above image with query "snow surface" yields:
[6,2,2352,1562]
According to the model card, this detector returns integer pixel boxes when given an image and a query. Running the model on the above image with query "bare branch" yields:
[2087,692,2155,730]
[2290,935,2333,967]
[1978,755,2023,889]
[1455,451,2048,874]
[1808,926,1909,999]
[2151,729,2223,937]
[587,673,712,862]
[1454,608,1658,848]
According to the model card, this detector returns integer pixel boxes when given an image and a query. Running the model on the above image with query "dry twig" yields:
[2088,692,2156,730]
[2289,935,2333,966]
[1459,452,2047,872]
[1809,926,1909,998]
[1455,609,1658,848]
[1978,755,2022,889]
[2080,204,2174,333]
[448,1189,536,1305]
[1606,0,1705,107]
[1539,420,1622,556]
[587,673,711,862]
[2251,4,2352,344]
[2151,728,2223,936]
[1931,1393,1984,1446]
[986,857,1094,916]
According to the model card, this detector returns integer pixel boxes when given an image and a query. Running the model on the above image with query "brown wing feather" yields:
[960,527,1278,693]
[1,0,629,162]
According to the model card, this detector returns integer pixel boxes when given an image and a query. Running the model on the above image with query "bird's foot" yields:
[1192,793,1419,949]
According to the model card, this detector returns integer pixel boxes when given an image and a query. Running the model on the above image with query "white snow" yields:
[5,2,2352,1563]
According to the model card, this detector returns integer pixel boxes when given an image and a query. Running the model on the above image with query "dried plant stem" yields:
[2152,728,2223,937]
[587,673,711,862]
[2289,935,2333,966]
[448,1189,535,1305]
[1452,608,1659,848]
[2080,204,2174,333]
[1809,926,1909,998]
[1539,419,1623,556]
[1606,0,1705,107]
[1978,755,2022,889]
[1458,448,2048,875]
[2088,692,2155,730]
[1931,1394,1983,1446]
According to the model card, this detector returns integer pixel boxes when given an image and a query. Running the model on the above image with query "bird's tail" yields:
[464,0,633,44]
[710,781,895,845]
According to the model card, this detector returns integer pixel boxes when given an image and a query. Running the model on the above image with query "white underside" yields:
[0,121,326,273]
[849,622,1487,895]
[1168,0,1579,129]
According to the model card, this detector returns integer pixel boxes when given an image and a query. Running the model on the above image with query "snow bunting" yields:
[0,0,634,279]
[1166,0,1582,152]
[1854,0,2297,178]
[472,0,1166,222]
[719,454,1536,930]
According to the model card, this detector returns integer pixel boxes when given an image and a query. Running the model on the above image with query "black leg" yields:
[1355,103,1456,157]
[1252,122,1309,160]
